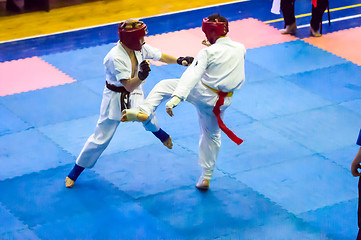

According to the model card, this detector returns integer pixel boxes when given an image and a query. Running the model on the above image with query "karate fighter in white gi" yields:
[65,19,193,188]
[122,14,246,191]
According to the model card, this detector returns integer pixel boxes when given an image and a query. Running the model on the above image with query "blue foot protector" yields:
[152,128,169,143]
[67,164,85,181]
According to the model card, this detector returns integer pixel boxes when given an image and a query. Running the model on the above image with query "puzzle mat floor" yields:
[1,0,361,239]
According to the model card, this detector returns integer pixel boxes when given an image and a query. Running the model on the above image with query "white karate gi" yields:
[76,42,162,168]
[139,37,246,179]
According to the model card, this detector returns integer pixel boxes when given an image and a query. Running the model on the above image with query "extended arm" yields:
[165,50,208,116]
[160,53,177,64]
[160,53,194,66]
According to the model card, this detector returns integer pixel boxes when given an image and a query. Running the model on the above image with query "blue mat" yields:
[0,128,74,180]
[33,202,181,239]
[38,115,159,157]
[298,199,358,240]
[322,145,360,170]
[244,59,281,83]
[40,44,114,82]
[264,105,361,153]
[93,144,202,199]
[284,63,361,103]
[0,203,30,236]
[0,82,101,128]
[246,40,347,76]
[231,76,331,120]
[139,176,325,239]
[341,99,361,116]
[0,103,31,136]
[0,165,131,227]
[233,154,358,215]
[217,121,314,174]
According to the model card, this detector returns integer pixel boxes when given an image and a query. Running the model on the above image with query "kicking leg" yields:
[121,79,180,122]
[122,79,179,148]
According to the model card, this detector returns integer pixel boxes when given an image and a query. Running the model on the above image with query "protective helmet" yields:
[202,17,229,44]
[118,20,148,51]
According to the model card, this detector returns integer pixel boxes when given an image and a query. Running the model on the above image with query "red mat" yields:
[145,18,298,66]
[227,18,298,49]
[0,57,76,96]
[145,28,206,66]
[303,27,361,66]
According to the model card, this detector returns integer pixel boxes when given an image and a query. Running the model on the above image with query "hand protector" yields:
[166,96,181,109]
[177,56,194,66]
[165,96,181,117]
[138,60,151,81]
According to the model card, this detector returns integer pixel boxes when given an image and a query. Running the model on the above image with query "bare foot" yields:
[120,110,129,122]
[162,136,173,149]
[65,177,75,188]
[196,178,210,191]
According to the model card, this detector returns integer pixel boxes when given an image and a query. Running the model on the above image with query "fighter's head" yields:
[202,14,229,44]
[118,19,148,51]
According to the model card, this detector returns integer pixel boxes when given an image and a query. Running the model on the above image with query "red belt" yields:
[312,0,317,7]
[210,88,243,145]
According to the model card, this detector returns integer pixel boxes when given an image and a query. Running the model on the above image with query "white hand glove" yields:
[165,96,181,117]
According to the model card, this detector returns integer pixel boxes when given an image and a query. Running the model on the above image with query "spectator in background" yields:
[6,0,49,12]
[278,0,329,37]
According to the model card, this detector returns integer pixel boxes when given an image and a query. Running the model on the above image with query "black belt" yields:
[106,82,130,111]
[106,82,127,93]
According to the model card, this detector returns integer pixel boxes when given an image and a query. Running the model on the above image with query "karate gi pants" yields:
[76,88,160,168]
[139,79,232,180]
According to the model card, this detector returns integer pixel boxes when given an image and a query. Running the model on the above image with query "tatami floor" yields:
[1,0,361,239]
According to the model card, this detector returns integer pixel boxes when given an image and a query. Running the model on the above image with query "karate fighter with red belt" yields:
[122,14,246,191]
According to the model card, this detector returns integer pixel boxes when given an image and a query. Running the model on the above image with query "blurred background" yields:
[0,0,238,42]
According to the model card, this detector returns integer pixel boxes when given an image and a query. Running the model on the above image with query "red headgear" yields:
[118,21,148,51]
[202,17,229,44]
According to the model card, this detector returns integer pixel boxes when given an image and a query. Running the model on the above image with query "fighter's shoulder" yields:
[141,43,157,51]
[109,44,128,58]
[195,47,210,61]
[230,40,246,50]
[105,51,127,68]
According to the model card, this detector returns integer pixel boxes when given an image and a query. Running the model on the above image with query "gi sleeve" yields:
[141,43,162,61]
[172,49,208,100]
